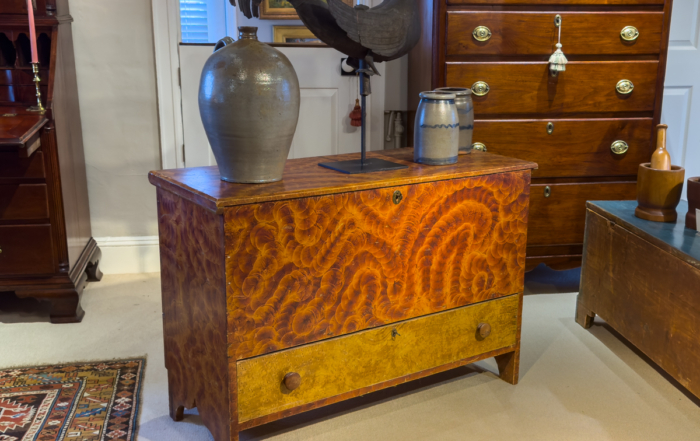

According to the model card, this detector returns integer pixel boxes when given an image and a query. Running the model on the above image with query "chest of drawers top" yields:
[148,148,537,212]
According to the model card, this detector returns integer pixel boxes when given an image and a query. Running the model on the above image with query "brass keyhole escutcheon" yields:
[544,186,551,198]
[554,14,562,27]
[471,81,490,96]
[621,26,639,41]
[547,122,554,134]
[616,79,634,94]
[0,246,2,254]
[472,142,487,152]
[392,190,403,205]
[473,26,492,42]
[611,140,629,155]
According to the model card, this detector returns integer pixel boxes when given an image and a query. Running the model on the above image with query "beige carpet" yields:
[1,267,699,441]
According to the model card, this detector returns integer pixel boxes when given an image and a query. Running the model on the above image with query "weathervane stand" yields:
[319,59,407,174]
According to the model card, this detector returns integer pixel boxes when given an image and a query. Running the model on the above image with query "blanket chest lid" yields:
[148,148,537,212]
[587,200,700,270]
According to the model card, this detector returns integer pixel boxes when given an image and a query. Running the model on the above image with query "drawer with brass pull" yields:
[0,224,55,275]
[471,118,653,178]
[446,12,664,56]
[236,294,520,423]
[446,61,658,115]
[527,182,637,247]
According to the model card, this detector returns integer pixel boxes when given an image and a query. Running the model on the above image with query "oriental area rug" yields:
[0,359,145,441]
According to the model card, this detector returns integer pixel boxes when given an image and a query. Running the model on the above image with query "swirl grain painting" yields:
[225,171,531,359]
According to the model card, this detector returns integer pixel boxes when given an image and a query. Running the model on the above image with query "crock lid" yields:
[419,91,456,100]
[435,87,472,96]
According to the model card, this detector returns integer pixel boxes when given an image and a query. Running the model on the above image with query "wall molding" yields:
[95,236,160,275]
[151,0,185,169]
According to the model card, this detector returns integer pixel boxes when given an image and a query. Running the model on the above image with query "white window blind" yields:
[180,1,209,43]
[179,0,235,44]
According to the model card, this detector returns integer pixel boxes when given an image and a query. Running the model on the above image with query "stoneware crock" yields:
[413,91,459,165]
[686,177,700,230]
[199,27,300,183]
[435,87,473,154]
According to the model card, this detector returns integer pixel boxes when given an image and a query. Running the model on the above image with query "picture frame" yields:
[272,26,324,44]
[260,0,353,20]
[260,0,297,20]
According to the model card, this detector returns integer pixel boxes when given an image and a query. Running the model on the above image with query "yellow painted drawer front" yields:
[237,294,519,422]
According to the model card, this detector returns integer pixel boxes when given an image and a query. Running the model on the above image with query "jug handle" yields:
[214,36,235,53]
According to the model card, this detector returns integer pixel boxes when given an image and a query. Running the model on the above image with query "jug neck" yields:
[239,26,258,41]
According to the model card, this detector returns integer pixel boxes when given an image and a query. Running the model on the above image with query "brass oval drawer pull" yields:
[283,372,301,391]
[471,81,490,96]
[611,140,629,155]
[392,190,403,205]
[477,323,492,339]
[621,26,639,41]
[472,142,487,152]
[473,26,492,42]
[616,79,634,94]
[544,186,551,198]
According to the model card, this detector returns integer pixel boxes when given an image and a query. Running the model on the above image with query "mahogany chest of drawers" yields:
[0,1,101,322]
[149,149,537,441]
[408,0,673,271]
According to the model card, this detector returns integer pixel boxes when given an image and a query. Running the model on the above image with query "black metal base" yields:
[318,158,408,174]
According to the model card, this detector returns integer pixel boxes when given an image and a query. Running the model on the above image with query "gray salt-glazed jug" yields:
[414,91,459,165]
[199,27,300,183]
[435,87,473,154]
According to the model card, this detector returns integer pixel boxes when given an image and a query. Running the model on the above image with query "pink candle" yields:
[26,0,38,63]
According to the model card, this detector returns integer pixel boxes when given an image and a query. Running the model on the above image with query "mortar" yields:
[635,163,685,222]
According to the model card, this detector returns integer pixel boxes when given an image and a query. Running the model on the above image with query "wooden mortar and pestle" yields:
[635,124,686,222]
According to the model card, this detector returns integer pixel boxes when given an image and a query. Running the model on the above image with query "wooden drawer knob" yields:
[283,372,301,391]
[477,323,491,338]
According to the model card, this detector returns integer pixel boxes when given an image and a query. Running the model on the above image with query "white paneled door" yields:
[662,0,700,199]
[180,44,383,168]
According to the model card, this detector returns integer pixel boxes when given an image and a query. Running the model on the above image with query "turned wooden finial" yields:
[651,124,671,170]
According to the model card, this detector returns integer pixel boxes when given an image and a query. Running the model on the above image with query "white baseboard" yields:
[94,236,160,275]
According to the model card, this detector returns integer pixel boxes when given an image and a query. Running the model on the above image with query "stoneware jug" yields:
[413,91,459,165]
[199,27,300,183]
[435,87,473,154]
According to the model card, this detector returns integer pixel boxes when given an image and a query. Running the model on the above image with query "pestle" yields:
[651,124,671,170]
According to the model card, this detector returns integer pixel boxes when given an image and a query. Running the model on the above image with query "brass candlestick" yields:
[27,62,45,114]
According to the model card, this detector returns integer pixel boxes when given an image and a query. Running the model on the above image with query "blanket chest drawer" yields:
[447,12,664,56]
[237,294,519,422]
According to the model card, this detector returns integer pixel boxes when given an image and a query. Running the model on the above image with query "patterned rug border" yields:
[0,356,147,441]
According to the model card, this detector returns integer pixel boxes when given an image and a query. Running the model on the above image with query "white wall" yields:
[70,0,162,273]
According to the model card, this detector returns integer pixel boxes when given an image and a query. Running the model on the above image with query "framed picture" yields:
[260,0,298,20]
[273,26,324,44]
[260,0,353,20]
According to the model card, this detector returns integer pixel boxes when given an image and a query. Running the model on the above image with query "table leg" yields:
[495,348,520,385]
[575,296,596,329]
